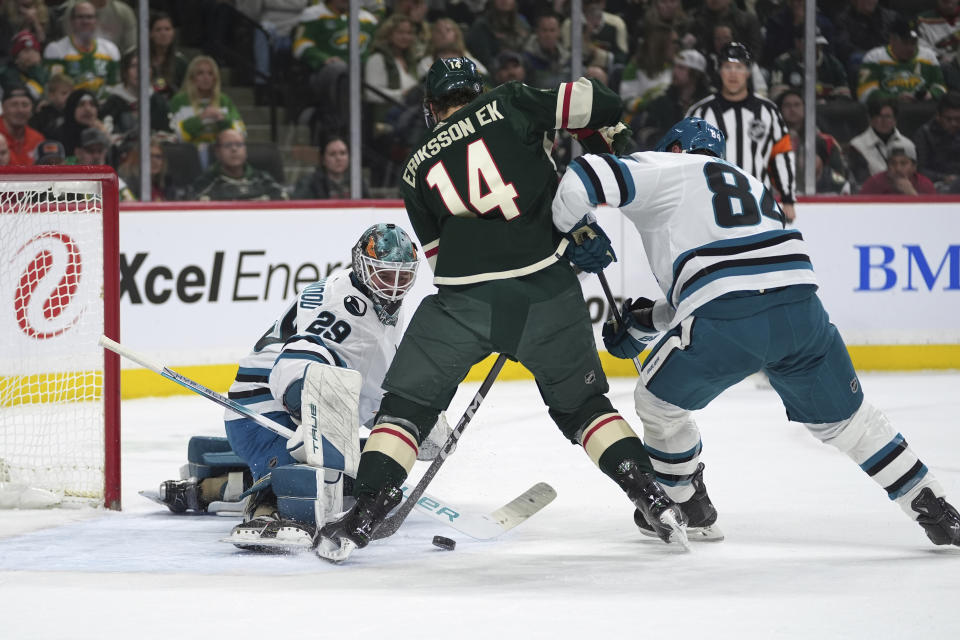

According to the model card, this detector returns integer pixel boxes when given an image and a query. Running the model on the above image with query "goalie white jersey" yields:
[224,270,402,429]
[553,151,818,328]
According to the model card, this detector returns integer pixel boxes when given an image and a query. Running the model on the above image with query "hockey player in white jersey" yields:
[153,223,447,548]
[551,117,960,547]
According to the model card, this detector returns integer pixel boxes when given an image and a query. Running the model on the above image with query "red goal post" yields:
[0,165,120,509]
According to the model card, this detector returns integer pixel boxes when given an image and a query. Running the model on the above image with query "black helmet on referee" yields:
[719,42,752,65]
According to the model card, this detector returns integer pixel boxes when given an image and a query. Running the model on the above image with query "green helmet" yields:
[424,57,483,101]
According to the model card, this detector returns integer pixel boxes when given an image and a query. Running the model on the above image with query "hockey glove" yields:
[282,378,304,421]
[602,297,659,359]
[564,216,616,273]
[569,122,633,155]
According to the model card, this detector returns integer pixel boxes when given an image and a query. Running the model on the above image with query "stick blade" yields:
[485,482,557,531]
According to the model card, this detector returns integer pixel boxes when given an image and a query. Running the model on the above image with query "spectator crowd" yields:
[1,0,959,200]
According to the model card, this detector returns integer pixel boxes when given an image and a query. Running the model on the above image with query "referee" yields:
[686,42,797,222]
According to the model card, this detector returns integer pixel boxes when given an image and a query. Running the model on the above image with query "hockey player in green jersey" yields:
[316,56,688,562]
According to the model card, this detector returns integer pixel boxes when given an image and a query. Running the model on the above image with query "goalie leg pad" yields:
[272,464,344,528]
[812,401,944,517]
[634,382,703,503]
[184,436,246,478]
[297,363,363,476]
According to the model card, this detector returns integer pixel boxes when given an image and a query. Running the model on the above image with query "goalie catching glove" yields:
[569,122,633,155]
[602,297,660,359]
[563,215,616,273]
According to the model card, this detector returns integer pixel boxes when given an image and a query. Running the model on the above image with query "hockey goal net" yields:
[0,166,120,509]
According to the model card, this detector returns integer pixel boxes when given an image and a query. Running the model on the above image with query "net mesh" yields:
[0,179,107,505]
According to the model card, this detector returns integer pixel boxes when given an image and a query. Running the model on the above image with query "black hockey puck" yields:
[432,535,456,550]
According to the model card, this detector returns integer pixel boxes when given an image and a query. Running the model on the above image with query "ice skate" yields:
[156,478,206,513]
[225,515,315,552]
[614,460,690,550]
[634,463,724,542]
[911,488,960,547]
[315,484,403,563]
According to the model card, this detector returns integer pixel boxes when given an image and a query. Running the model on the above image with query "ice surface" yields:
[2,373,958,639]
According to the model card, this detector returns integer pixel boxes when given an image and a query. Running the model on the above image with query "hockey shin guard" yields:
[811,401,944,518]
[634,382,703,503]
[578,413,654,478]
[355,417,421,497]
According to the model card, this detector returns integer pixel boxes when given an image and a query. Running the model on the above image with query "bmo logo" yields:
[855,245,960,292]
[12,231,85,339]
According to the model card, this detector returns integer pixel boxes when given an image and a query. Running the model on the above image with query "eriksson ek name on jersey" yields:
[402,100,505,187]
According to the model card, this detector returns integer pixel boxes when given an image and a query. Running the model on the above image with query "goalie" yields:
[150,223,447,548]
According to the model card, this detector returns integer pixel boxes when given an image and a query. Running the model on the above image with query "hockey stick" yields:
[99,335,293,440]
[596,271,644,375]
[101,336,547,539]
[371,352,508,540]
[594,278,695,549]
[399,480,557,541]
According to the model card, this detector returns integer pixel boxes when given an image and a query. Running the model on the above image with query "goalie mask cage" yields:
[0,166,120,510]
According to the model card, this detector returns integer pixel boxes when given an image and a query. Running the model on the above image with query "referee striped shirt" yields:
[686,93,797,203]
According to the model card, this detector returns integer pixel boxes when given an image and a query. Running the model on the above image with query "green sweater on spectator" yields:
[292,2,378,70]
[43,36,120,99]
[0,63,49,102]
[857,44,946,103]
[191,163,289,201]
[168,92,245,144]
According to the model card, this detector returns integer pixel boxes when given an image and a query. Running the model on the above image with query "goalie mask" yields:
[351,224,419,326]
[654,116,726,159]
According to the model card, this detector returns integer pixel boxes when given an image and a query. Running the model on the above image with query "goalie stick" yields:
[98,336,292,441]
[102,338,552,539]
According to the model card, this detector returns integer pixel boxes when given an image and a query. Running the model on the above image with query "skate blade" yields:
[220,534,313,552]
[638,522,724,543]
[316,537,358,563]
[660,511,691,552]
[221,525,315,552]
[688,524,724,542]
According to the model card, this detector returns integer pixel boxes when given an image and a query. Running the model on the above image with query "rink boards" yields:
[114,198,960,397]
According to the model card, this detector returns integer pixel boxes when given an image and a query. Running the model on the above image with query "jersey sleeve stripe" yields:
[235,371,270,383]
[237,366,271,378]
[282,334,346,367]
[599,154,634,207]
[570,157,605,205]
[558,78,595,130]
[557,81,573,129]
[275,350,333,366]
[227,387,272,400]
